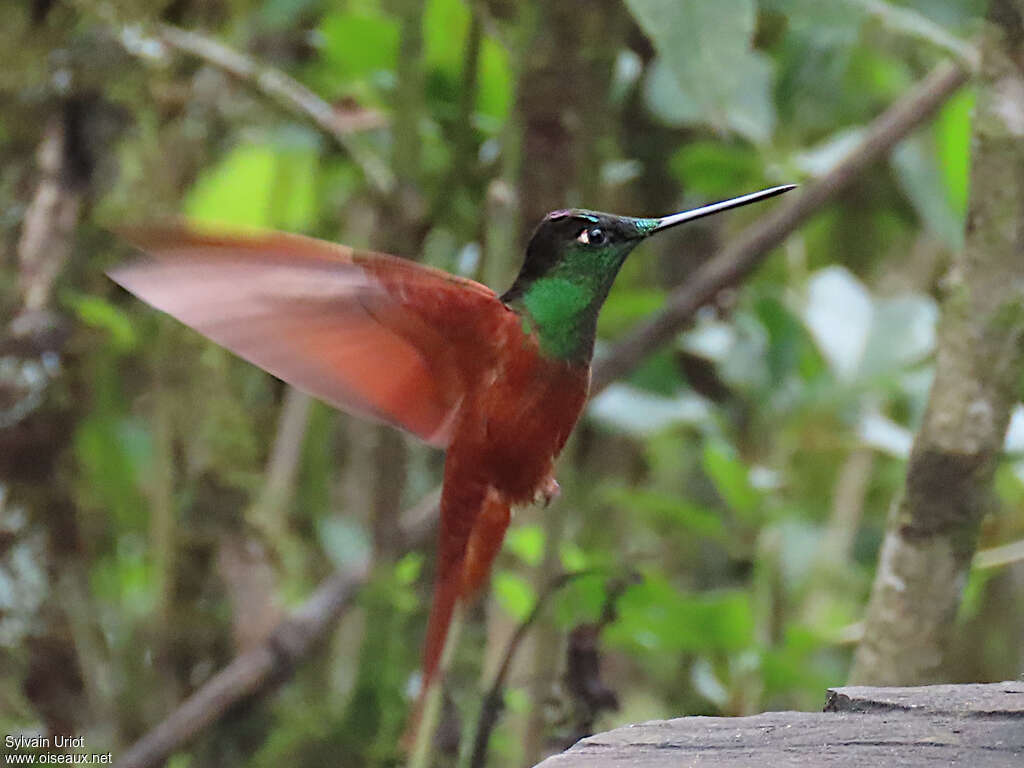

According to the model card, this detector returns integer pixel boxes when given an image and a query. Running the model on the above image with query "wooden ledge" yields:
[534,681,1024,767]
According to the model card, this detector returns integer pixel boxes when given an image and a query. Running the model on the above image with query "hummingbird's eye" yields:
[577,226,607,246]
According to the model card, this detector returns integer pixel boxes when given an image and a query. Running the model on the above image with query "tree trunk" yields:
[850,0,1024,684]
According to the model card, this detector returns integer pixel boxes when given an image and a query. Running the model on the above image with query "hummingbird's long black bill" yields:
[651,184,797,233]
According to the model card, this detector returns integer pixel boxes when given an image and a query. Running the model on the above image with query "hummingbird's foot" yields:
[536,477,560,507]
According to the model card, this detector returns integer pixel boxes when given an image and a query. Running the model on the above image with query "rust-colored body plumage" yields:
[426,319,589,686]
[109,184,795,733]
[109,227,590,695]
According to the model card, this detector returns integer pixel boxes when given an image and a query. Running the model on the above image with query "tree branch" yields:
[591,60,969,394]
[853,0,980,69]
[250,387,312,539]
[16,111,83,314]
[118,20,395,195]
[112,494,439,768]
[1,105,81,432]
[469,570,592,768]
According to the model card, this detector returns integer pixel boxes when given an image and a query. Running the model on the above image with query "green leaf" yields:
[165,754,193,768]
[185,144,276,228]
[505,524,545,567]
[423,0,510,124]
[642,58,700,126]
[760,625,832,699]
[792,127,865,177]
[628,348,686,395]
[90,547,156,618]
[860,294,937,379]
[257,0,322,29]
[958,566,993,623]
[683,310,771,393]
[559,541,588,571]
[801,266,872,382]
[554,573,608,627]
[628,0,775,142]
[493,570,536,621]
[74,416,152,528]
[394,552,424,585]
[844,44,912,101]
[66,293,137,352]
[318,10,400,82]
[185,142,319,230]
[935,87,974,218]
[669,142,763,199]
[504,687,529,714]
[297,399,335,520]
[846,0,975,62]
[607,576,754,653]
[702,440,760,519]
[892,134,964,250]
[755,294,823,385]
[270,141,319,230]
[600,484,727,542]
[477,37,513,122]
[800,266,937,384]
[762,0,865,46]
[424,0,470,74]
[597,287,667,336]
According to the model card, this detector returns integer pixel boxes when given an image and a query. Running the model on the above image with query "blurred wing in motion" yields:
[110,226,505,447]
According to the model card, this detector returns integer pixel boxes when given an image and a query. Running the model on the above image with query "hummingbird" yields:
[109,183,794,702]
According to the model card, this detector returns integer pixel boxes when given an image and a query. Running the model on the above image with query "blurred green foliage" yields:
[2,1,1023,768]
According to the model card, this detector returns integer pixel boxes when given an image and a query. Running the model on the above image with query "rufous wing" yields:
[109,226,506,447]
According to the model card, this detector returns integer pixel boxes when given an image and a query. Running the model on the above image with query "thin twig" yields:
[248,387,312,539]
[3,106,82,430]
[835,533,1024,645]
[408,604,466,768]
[17,109,84,313]
[468,569,594,768]
[850,0,980,70]
[973,538,1024,570]
[591,61,969,394]
[118,20,395,194]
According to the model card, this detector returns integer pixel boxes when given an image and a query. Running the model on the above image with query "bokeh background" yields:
[2,1,1022,767]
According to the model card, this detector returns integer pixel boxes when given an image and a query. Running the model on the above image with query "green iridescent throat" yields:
[513,236,646,362]
[518,277,597,361]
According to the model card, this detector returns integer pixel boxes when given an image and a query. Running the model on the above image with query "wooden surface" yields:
[534,681,1024,767]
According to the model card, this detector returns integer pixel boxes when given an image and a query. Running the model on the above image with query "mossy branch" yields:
[851,1,1024,685]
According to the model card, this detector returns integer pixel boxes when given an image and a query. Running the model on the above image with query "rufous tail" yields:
[404,484,510,748]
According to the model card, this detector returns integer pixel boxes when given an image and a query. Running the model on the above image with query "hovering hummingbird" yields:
[109,183,794,702]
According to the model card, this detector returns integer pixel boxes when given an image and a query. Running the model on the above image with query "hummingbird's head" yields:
[502,185,796,305]
[501,184,796,362]
[502,210,657,300]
